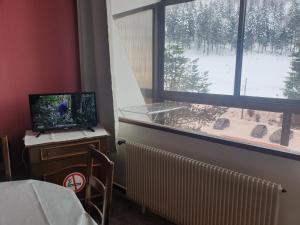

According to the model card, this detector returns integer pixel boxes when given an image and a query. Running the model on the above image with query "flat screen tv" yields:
[29,92,97,132]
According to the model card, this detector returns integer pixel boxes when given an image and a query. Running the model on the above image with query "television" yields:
[29,92,98,132]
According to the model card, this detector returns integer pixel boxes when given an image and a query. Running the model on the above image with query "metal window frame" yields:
[154,0,300,147]
[234,0,247,96]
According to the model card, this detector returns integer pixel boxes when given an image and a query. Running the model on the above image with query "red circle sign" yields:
[63,172,86,193]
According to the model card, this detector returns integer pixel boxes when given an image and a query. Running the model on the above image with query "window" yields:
[120,102,290,151]
[164,0,239,95]
[162,0,300,99]
[241,0,300,99]
[115,0,300,155]
[115,10,153,103]
[156,0,300,149]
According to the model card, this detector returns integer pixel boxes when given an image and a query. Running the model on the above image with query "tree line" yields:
[165,0,299,55]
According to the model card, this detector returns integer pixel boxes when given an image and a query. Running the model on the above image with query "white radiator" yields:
[126,142,282,225]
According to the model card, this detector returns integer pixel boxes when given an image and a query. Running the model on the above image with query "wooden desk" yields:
[24,127,110,199]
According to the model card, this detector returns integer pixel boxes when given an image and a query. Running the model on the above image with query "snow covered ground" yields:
[184,50,291,98]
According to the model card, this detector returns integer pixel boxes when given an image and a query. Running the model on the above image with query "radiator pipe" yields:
[117,138,126,145]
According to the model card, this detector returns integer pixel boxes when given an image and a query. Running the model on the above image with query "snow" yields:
[184,49,291,98]
[242,53,291,98]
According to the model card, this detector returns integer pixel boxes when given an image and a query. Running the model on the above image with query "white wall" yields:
[115,122,300,225]
[111,0,160,15]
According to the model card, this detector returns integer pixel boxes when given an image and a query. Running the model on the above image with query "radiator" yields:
[126,142,282,225]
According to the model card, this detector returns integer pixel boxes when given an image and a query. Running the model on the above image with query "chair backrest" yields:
[85,145,114,225]
[0,136,12,181]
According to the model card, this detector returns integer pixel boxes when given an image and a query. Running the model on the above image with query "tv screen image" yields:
[29,92,97,131]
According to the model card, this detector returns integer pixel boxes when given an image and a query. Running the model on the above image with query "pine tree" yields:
[211,1,224,53]
[197,3,213,54]
[165,5,180,44]
[271,0,287,53]
[181,2,196,48]
[284,0,300,98]
[287,0,300,51]
[226,0,239,50]
[164,44,210,93]
[244,0,256,52]
[284,42,300,99]
[195,1,205,50]
[256,0,270,52]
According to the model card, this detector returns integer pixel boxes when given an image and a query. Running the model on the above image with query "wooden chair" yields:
[85,145,114,225]
[0,136,12,181]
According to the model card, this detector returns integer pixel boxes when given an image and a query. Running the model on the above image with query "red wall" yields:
[0,0,81,175]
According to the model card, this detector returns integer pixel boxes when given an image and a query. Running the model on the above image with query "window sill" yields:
[119,117,300,161]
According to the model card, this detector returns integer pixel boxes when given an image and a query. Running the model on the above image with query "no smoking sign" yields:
[63,172,86,193]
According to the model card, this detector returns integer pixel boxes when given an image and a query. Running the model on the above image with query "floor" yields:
[110,189,175,225]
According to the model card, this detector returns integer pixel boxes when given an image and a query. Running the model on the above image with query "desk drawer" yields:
[40,140,100,161]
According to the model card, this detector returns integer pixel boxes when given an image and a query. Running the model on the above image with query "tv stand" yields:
[87,127,95,132]
[35,131,45,138]
[24,127,110,200]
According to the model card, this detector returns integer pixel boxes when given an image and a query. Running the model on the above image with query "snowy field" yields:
[184,50,291,98]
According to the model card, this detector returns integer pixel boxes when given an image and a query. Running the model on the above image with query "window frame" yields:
[153,0,300,147]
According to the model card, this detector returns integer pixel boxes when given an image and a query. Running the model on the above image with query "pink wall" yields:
[0,0,81,174]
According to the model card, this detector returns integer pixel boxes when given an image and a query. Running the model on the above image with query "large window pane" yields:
[241,0,300,99]
[115,10,153,103]
[164,0,239,95]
